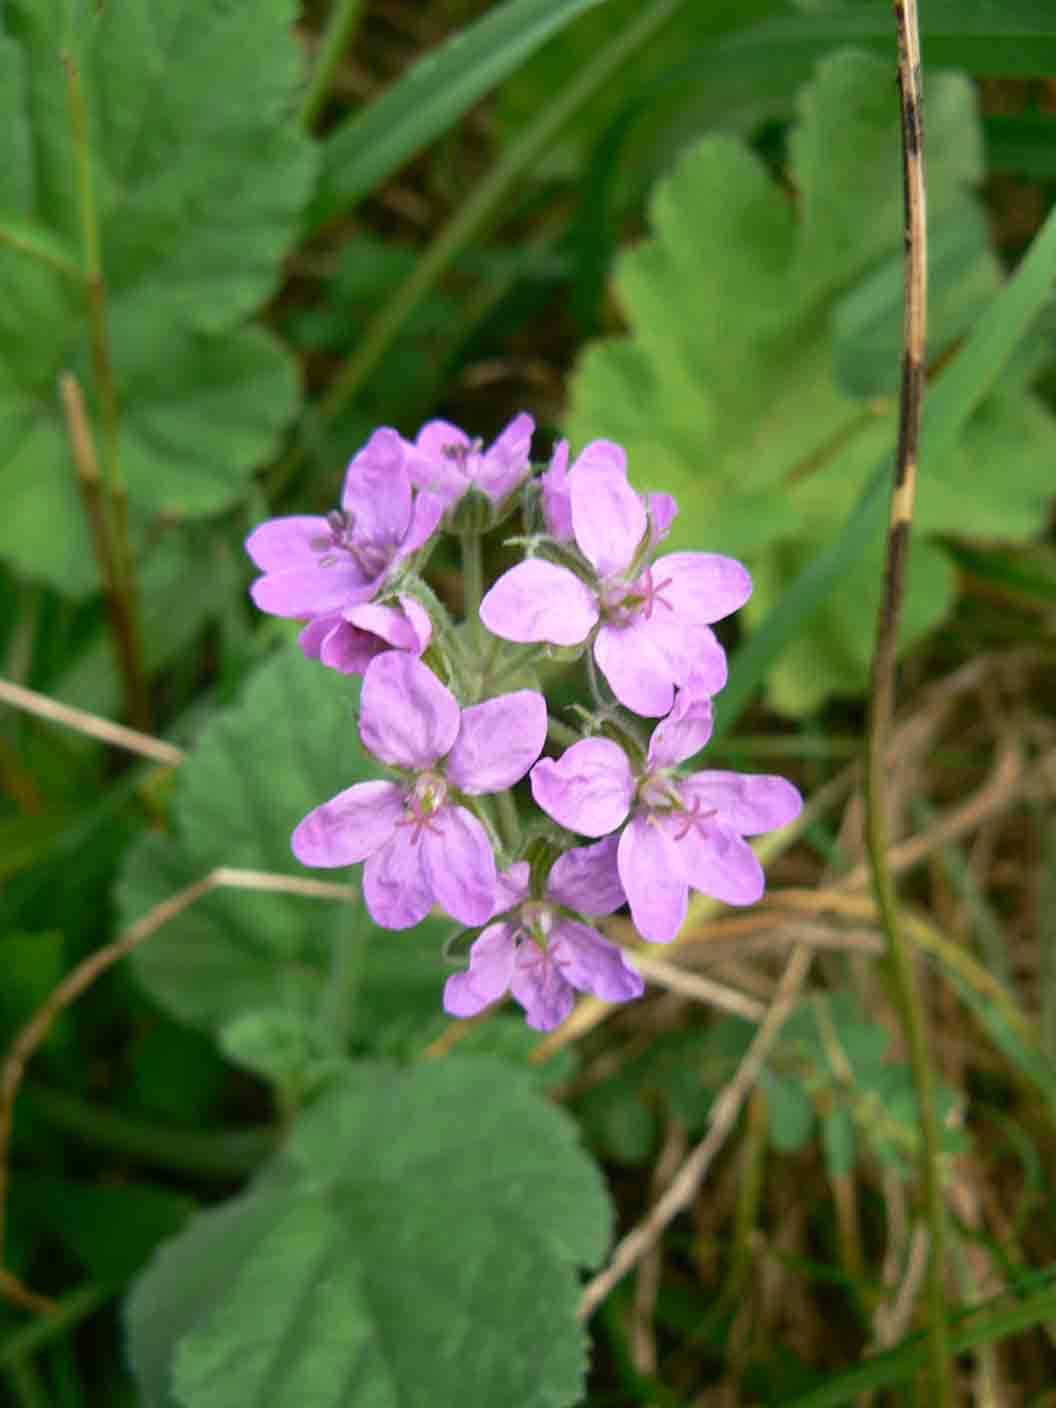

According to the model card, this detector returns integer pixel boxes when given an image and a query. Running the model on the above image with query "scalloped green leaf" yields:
[127,1060,612,1408]
[0,0,316,594]
[567,50,1056,712]
[116,645,451,1043]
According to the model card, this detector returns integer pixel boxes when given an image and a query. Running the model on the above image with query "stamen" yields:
[395,796,446,845]
[673,796,718,841]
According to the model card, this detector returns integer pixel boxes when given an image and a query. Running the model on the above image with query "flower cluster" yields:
[247,418,802,1031]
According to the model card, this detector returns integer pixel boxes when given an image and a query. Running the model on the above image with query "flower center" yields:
[310,509,392,579]
[396,773,448,844]
[638,773,717,840]
[442,438,484,473]
[599,566,674,627]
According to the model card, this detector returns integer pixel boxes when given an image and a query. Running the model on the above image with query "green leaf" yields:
[764,1071,815,1152]
[219,1008,348,1105]
[0,0,316,595]
[567,50,1056,712]
[127,1060,612,1408]
[116,644,451,1045]
[821,1107,856,1177]
[309,0,610,230]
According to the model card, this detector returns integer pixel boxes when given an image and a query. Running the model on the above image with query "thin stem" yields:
[494,788,522,854]
[62,50,150,730]
[300,0,366,129]
[0,222,82,280]
[547,715,580,749]
[57,377,152,734]
[863,4,952,1403]
[460,529,485,665]
[318,899,365,1057]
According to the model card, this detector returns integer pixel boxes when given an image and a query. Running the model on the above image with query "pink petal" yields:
[443,922,518,1018]
[574,439,628,478]
[510,947,576,1031]
[341,428,412,545]
[594,620,677,717]
[299,617,383,675]
[541,440,572,541]
[530,738,634,837]
[344,601,422,651]
[396,595,433,652]
[548,836,625,916]
[250,562,373,619]
[446,690,547,794]
[476,412,534,501]
[681,772,803,835]
[421,804,497,926]
[480,560,598,646]
[359,654,460,769]
[245,517,329,572]
[291,780,404,868]
[570,459,646,578]
[553,920,644,1003]
[642,617,728,698]
[494,863,531,914]
[678,820,765,907]
[617,815,688,944]
[407,420,471,507]
[647,689,714,770]
[655,552,753,624]
[363,827,435,929]
[397,490,445,559]
[647,493,678,544]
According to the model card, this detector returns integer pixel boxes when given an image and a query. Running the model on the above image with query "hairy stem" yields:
[863,3,952,1401]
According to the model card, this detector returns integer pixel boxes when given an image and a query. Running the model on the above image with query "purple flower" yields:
[297,596,431,676]
[292,654,547,930]
[443,839,643,1030]
[541,439,676,548]
[403,414,534,511]
[530,689,802,943]
[481,449,748,716]
[246,428,442,628]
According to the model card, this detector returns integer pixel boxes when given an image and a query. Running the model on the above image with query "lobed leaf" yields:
[567,51,1056,712]
[127,1060,612,1408]
[0,0,316,594]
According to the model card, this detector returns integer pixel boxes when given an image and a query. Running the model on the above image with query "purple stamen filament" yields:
[673,796,718,841]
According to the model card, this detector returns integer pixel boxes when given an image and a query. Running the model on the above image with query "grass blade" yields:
[308,0,610,230]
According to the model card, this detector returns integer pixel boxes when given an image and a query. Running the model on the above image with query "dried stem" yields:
[862,3,953,1400]
[0,674,185,768]
[577,944,812,1320]
[57,376,151,734]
